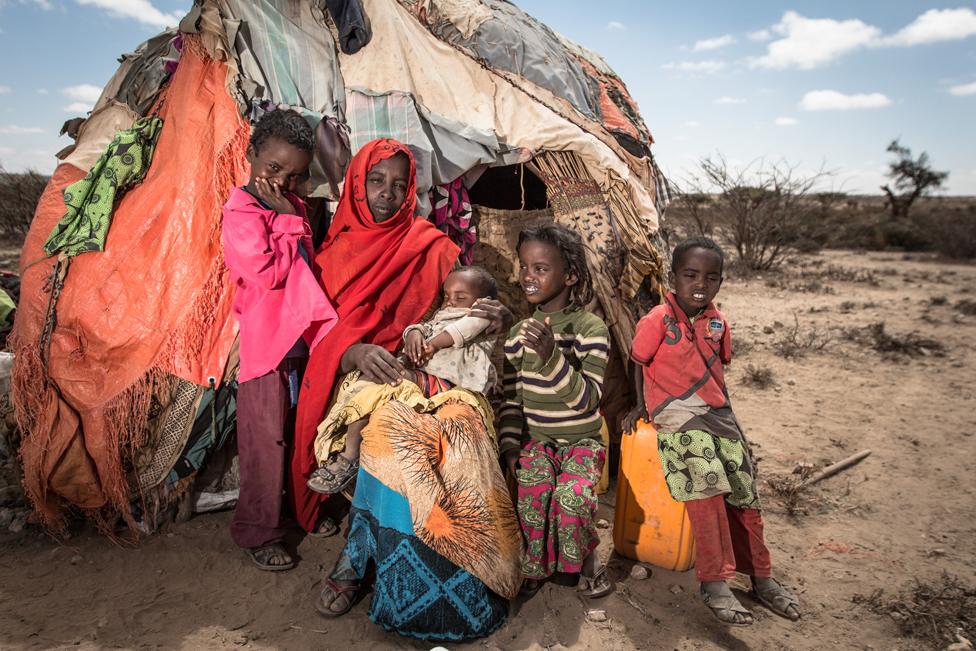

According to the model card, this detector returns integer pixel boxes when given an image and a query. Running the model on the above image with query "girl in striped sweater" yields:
[499,223,613,599]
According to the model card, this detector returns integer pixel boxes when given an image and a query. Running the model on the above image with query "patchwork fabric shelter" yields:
[12,0,670,533]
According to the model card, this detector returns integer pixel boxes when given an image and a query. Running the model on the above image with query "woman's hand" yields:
[520,317,555,361]
[469,298,513,336]
[341,343,405,385]
[404,330,430,367]
[253,177,297,215]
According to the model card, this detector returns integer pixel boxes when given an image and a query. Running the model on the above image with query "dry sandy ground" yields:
[1,249,973,651]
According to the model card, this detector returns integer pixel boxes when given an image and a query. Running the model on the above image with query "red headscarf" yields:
[290,138,459,530]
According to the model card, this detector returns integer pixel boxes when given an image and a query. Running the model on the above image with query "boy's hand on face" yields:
[520,317,555,361]
[254,176,297,215]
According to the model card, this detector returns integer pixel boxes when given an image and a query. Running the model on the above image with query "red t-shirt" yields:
[631,292,740,438]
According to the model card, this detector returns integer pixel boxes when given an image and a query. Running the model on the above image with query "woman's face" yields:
[365,153,410,223]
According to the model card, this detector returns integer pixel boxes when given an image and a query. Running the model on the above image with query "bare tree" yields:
[684,155,835,270]
[0,164,48,243]
[881,139,948,220]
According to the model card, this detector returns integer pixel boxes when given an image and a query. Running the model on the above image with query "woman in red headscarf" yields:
[290,139,509,532]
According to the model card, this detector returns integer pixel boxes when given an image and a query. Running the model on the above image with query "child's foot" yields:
[700,581,753,626]
[307,455,359,494]
[578,553,614,598]
[577,565,614,598]
[245,542,295,572]
[750,576,801,621]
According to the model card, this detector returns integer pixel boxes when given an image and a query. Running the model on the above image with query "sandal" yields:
[700,583,753,626]
[245,543,295,572]
[307,516,340,539]
[314,578,359,618]
[577,565,614,599]
[307,455,359,494]
[750,577,801,621]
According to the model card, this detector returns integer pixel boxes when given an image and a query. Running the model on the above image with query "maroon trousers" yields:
[230,359,302,549]
[685,494,772,582]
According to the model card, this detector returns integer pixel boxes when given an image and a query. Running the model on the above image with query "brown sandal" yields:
[314,578,359,618]
[751,577,801,621]
[245,543,295,572]
[701,584,753,626]
[578,565,614,599]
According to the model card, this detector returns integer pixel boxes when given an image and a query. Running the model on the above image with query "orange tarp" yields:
[11,37,247,528]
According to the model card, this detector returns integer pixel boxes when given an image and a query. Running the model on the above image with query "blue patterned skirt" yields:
[331,469,509,641]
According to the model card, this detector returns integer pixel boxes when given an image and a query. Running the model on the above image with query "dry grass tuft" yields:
[773,313,832,359]
[740,363,775,390]
[853,573,976,648]
[847,322,946,358]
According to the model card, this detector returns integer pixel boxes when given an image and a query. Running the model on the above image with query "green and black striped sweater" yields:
[498,306,609,453]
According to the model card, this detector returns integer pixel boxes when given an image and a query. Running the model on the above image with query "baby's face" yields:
[441,271,482,309]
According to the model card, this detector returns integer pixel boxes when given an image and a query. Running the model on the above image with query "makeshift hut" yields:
[11,0,671,533]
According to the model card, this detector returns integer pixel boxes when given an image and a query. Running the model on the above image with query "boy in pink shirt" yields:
[222,110,337,571]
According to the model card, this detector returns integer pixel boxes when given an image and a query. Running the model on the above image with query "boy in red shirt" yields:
[625,237,800,626]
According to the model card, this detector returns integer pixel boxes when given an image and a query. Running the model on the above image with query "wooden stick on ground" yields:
[798,450,872,490]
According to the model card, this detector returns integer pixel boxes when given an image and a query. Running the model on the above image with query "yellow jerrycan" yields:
[613,420,696,571]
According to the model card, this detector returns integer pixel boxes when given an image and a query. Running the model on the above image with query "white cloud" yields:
[606,21,625,31]
[62,101,92,113]
[799,90,892,111]
[0,85,10,94]
[0,125,45,134]
[949,81,976,96]
[751,11,880,70]
[714,96,746,105]
[662,60,727,74]
[74,0,183,29]
[774,116,798,126]
[681,120,701,128]
[748,29,772,42]
[0,146,15,156]
[693,34,736,52]
[24,0,53,9]
[61,84,102,103]
[751,8,976,71]
[882,8,976,46]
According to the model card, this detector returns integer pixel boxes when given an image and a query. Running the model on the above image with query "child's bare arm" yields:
[621,361,647,434]
[425,330,455,352]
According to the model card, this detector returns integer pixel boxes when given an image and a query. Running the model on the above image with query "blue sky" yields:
[1,0,974,194]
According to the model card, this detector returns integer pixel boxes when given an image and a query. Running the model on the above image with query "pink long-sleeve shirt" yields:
[222,187,338,382]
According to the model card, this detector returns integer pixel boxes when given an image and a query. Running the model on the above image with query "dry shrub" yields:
[956,299,976,316]
[765,463,817,516]
[798,264,879,286]
[0,166,48,244]
[847,322,946,358]
[930,295,948,306]
[773,313,832,359]
[922,208,976,259]
[740,363,775,389]
[853,573,976,648]
[766,276,836,294]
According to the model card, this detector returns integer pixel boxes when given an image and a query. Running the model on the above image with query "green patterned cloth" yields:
[0,288,15,328]
[658,429,760,509]
[43,117,163,257]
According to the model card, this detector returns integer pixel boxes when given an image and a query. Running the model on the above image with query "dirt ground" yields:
[1,249,974,651]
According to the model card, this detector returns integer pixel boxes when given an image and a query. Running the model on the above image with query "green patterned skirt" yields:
[657,429,760,509]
